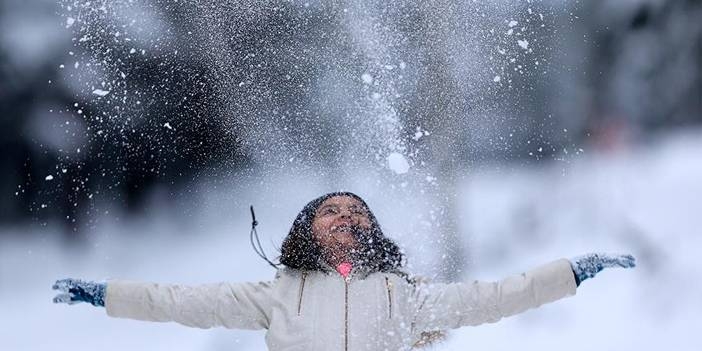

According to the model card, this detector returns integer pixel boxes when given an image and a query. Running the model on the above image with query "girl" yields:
[53,192,635,350]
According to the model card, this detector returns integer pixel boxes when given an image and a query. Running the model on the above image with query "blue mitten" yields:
[569,253,636,286]
[52,278,106,307]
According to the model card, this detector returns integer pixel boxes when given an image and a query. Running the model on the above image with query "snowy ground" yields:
[1,128,700,351]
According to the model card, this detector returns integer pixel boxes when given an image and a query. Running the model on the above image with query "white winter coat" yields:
[105,258,577,350]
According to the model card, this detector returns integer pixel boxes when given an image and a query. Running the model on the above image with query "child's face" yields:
[311,196,372,254]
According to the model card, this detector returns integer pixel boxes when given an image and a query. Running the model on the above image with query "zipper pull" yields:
[297,272,307,316]
[385,276,393,319]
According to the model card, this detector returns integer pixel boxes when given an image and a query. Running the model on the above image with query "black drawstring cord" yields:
[249,205,279,269]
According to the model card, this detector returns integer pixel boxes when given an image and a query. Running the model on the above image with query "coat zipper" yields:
[297,272,307,316]
[385,276,393,319]
[344,278,349,351]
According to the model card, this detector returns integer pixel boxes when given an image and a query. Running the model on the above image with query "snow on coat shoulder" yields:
[105,258,577,351]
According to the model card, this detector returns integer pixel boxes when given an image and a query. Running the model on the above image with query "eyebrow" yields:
[318,204,367,211]
[318,204,338,211]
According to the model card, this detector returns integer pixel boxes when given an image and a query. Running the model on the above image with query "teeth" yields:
[332,225,353,233]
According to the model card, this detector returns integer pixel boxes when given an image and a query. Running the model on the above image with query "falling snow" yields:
[2,0,699,349]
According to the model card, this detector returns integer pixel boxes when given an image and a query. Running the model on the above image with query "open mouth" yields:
[331,224,354,233]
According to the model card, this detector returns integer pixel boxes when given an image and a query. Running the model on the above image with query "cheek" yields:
[311,223,321,242]
[311,218,329,239]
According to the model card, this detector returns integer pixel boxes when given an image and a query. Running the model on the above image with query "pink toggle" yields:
[336,262,353,279]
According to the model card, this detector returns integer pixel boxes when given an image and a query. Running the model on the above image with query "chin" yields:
[332,238,358,249]
[334,239,356,247]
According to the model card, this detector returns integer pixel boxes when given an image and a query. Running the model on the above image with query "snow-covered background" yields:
[1,0,700,350]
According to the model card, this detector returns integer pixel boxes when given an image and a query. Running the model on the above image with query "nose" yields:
[339,208,351,218]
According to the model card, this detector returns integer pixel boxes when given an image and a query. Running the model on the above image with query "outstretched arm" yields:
[411,259,577,332]
[53,278,274,330]
[412,254,635,332]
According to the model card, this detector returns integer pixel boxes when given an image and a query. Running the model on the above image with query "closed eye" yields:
[349,205,368,215]
[319,206,339,215]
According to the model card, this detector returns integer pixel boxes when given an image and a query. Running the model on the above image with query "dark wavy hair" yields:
[279,192,404,273]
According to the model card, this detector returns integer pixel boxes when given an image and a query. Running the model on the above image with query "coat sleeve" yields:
[104,279,274,330]
[411,258,577,332]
